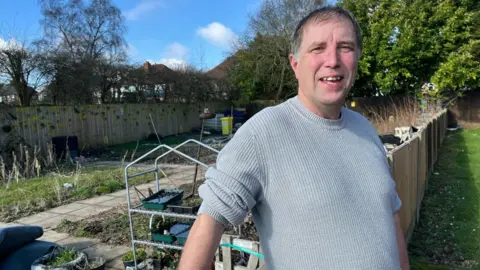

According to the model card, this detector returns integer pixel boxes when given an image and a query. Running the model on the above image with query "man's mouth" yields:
[319,76,343,83]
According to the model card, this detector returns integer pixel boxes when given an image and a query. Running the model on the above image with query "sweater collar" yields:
[288,95,346,130]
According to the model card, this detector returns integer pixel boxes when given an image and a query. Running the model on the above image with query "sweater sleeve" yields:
[197,124,266,227]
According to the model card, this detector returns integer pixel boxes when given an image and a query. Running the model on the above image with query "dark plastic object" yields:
[151,221,176,244]
[166,204,200,214]
[223,110,246,117]
[141,189,184,210]
[151,222,192,245]
[200,112,216,119]
[122,260,136,269]
[170,223,192,245]
[51,136,79,159]
[151,232,175,244]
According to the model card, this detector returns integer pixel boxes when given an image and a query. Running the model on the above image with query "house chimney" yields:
[143,61,152,72]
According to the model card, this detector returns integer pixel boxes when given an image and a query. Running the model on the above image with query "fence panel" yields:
[416,127,428,215]
[387,109,447,240]
[1,102,229,150]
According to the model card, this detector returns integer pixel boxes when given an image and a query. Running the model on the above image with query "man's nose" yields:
[324,47,340,68]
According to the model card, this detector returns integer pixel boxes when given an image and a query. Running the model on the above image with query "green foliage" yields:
[0,167,155,222]
[227,34,297,102]
[431,39,480,97]
[338,0,480,98]
[122,248,146,262]
[46,249,77,266]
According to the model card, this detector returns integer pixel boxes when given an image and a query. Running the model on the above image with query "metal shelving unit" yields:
[124,139,226,269]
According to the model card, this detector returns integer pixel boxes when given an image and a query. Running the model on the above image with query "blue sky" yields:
[0,0,262,71]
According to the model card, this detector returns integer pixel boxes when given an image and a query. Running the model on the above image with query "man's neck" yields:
[297,92,343,120]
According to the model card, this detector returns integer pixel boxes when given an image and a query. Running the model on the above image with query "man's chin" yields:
[317,93,347,106]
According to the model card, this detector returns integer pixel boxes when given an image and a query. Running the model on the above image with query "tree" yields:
[228,0,324,102]
[339,0,480,99]
[0,38,47,106]
[37,0,128,104]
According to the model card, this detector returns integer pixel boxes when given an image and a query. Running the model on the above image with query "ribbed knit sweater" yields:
[198,96,402,270]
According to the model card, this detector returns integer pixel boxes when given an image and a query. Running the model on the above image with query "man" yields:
[179,6,410,270]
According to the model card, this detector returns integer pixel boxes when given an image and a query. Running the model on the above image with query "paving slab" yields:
[36,214,84,230]
[68,205,113,218]
[0,222,24,228]
[79,195,117,205]
[99,197,128,207]
[57,236,100,250]
[109,190,127,197]
[105,257,125,270]
[38,230,70,242]
[16,211,60,225]
[47,202,89,214]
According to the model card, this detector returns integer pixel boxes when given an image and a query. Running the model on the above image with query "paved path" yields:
[0,163,208,269]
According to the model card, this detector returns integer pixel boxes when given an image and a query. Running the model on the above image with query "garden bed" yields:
[81,131,227,164]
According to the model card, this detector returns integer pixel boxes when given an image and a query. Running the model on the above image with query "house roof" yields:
[142,61,178,81]
[205,56,234,80]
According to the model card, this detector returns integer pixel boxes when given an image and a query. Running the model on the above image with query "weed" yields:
[122,248,146,262]
[46,248,77,267]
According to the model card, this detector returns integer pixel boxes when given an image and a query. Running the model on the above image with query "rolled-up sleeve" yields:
[197,125,266,227]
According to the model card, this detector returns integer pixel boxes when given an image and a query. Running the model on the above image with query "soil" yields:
[82,140,226,166]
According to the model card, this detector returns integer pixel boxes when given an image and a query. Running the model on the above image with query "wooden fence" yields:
[388,109,448,241]
[0,102,229,150]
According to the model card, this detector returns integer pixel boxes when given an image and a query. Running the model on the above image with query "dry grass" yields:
[366,97,441,135]
[0,143,62,186]
[458,120,480,129]
[0,165,157,222]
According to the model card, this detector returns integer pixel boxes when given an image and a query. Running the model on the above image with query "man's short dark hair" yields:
[291,6,363,59]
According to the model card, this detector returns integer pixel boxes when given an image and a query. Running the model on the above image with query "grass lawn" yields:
[408,128,480,269]
[0,166,157,222]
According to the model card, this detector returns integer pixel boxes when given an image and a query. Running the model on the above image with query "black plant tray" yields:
[166,196,202,214]
[151,222,192,245]
[141,188,184,210]
[166,204,200,214]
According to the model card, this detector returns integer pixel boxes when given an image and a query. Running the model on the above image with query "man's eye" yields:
[340,45,353,51]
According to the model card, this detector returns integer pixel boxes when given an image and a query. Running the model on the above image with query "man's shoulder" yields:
[343,107,377,131]
[343,106,371,123]
[242,100,292,131]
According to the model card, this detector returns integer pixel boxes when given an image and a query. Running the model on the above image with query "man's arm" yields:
[178,214,224,270]
[394,212,410,270]
[178,121,266,269]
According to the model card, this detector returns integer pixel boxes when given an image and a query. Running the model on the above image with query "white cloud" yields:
[149,58,188,70]
[0,37,22,50]
[123,0,163,21]
[147,42,189,70]
[163,42,188,59]
[197,22,238,48]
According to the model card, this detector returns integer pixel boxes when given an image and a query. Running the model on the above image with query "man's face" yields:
[289,18,359,112]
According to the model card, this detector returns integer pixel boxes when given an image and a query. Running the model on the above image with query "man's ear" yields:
[289,53,299,79]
